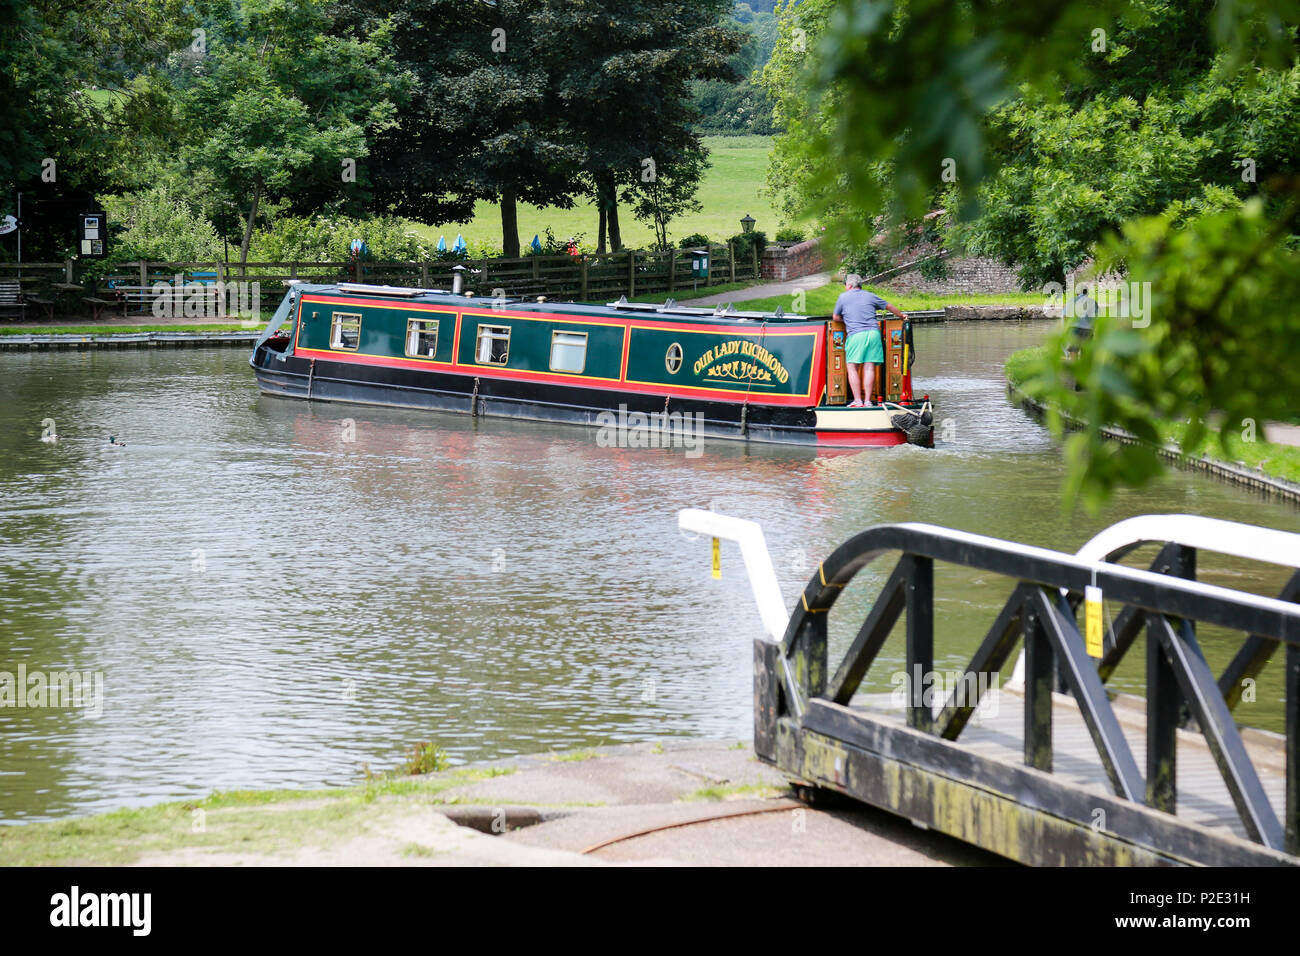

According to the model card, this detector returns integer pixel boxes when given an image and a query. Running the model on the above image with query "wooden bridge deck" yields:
[856,689,1287,844]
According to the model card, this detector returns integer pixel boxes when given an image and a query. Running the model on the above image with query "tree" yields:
[768,0,1300,506]
[693,5,780,134]
[550,0,745,251]
[354,0,741,256]
[175,0,407,264]
[0,0,191,259]
[357,0,583,259]
[451,11,584,260]
[760,0,843,229]
[959,1,1300,289]
[624,145,710,250]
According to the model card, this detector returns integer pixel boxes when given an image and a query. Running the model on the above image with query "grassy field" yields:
[411,135,784,253]
[1005,345,1300,484]
[734,282,1047,315]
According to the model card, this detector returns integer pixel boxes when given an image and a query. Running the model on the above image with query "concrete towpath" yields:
[675,271,833,308]
[1264,423,1300,448]
[108,740,1003,867]
[442,740,999,866]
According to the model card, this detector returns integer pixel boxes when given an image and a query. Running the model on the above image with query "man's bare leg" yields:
[863,363,877,405]
[847,362,864,405]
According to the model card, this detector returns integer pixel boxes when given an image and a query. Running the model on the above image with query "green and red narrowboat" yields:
[248,281,934,448]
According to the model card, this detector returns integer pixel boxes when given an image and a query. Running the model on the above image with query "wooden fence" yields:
[0,243,757,317]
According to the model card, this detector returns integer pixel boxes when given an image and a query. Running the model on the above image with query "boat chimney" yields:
[452,264,467,295]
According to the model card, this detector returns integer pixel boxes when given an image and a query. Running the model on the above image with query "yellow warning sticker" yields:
[711,537,721,579]
[1085,585,1104,658]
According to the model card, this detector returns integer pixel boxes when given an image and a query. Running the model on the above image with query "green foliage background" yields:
[764,0,1300,506]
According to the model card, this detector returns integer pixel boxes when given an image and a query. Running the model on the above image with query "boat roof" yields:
[293,282,819,324]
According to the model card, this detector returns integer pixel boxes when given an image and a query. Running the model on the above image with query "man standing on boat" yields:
[834,274,907,407]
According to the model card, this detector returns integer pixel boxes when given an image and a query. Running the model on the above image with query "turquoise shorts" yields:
[845,329,884,364]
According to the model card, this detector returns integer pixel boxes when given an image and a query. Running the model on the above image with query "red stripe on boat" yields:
[815,430,907,446]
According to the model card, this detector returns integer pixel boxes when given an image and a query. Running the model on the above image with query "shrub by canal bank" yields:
[1005,346,1300,503]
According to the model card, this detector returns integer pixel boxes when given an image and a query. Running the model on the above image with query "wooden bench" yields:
[24,295,55,321]
[0,280,25,320]
[112,281,222,317]
[112,285,156,317]
[81,296,118,322]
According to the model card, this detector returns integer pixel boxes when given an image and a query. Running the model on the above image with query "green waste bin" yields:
[691,248,709,280]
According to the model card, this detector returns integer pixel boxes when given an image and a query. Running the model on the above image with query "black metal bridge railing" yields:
[751,521,1300,866]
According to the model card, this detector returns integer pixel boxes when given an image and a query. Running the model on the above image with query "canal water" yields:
[1,321,1297,822]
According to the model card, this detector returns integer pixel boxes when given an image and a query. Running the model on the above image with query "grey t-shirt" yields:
[833,289,889,336]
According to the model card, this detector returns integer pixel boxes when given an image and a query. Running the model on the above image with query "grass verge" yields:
[1005,346,1300,485]
[729,282,1047,316]
[0,766,514,866]
[685,782,788,801]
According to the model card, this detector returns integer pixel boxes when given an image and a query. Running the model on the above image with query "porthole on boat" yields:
[665,342,683,374]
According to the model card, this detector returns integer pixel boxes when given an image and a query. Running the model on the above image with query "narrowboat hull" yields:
[249,284,934,449]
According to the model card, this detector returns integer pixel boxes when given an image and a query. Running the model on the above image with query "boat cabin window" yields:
[475,324,511,365]
[665,342,683,374]
[405,318,439,359]
[549,330,587,374]
[330,312,361,350]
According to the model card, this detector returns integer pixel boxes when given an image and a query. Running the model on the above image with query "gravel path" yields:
[675,271,833,307]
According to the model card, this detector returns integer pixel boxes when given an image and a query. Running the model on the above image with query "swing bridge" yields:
[679,510,1300,866]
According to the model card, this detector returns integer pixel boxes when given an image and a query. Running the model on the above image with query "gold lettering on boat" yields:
[693,338,790,385]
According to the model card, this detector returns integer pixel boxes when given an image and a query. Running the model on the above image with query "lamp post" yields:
[740,214,755,234]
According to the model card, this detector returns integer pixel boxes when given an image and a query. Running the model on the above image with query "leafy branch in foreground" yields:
[1023,190,1300,510]
[781,0,1300,507]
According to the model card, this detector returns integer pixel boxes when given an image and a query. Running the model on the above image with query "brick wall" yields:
[876,256,1024,295]
[760,238,824,281]
[845,233,1023,294]
[867,248,1113,297]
